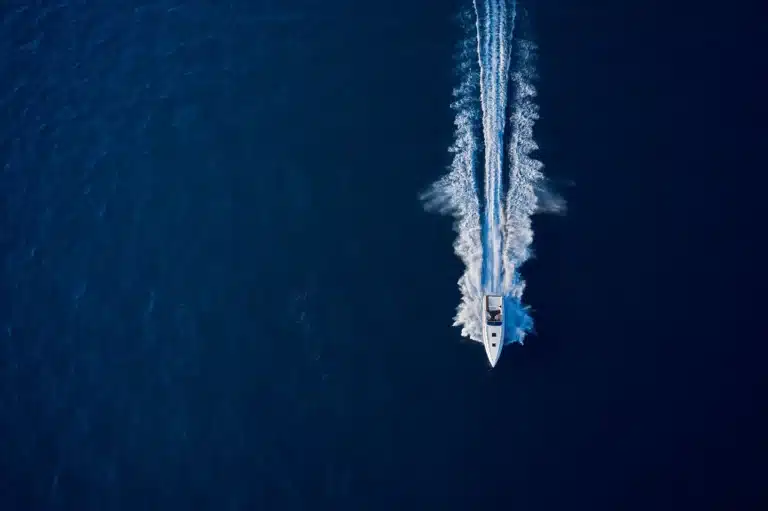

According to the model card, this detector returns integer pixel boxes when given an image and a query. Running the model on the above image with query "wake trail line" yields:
[421,0,564,355]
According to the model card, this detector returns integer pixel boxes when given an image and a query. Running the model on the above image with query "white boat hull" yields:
[482,295,504,367]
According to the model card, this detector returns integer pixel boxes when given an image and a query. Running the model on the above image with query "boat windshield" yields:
[487,309,502,323]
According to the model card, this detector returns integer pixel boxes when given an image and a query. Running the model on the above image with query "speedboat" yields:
[482,295,504,367]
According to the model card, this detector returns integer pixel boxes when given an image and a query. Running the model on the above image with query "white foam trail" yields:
[422,1,561,344]
[476,0,513,294]
[503,38,540,295]
[421,9,484,341]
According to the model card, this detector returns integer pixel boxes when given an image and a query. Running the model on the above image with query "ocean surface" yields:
[1,0,763,509]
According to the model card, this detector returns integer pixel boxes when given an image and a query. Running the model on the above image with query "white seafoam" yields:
[421,0,563,359]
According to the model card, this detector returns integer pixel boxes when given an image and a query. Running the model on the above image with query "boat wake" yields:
[421,0,563,345]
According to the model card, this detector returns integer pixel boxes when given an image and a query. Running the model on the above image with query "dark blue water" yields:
[1,0,763,509]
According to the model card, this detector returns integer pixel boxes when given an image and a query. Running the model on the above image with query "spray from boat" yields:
[421,0,563,367]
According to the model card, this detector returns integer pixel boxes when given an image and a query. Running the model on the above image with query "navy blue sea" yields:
[1,0,763,509]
